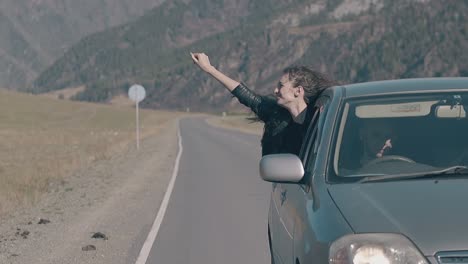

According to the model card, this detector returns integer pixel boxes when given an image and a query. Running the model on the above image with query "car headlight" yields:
[329,233,428,264]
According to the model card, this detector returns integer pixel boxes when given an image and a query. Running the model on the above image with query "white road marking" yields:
[135,125,183,264]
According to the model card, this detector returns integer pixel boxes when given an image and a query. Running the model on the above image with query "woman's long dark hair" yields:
[247,66,337,122]
[283,65,338,104]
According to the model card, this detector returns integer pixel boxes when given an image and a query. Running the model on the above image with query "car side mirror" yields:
[259,154,305,183]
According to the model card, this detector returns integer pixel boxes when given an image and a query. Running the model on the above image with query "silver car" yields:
[261,78,468,264]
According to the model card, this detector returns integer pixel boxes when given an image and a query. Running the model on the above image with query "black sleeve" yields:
[231,83,278,122]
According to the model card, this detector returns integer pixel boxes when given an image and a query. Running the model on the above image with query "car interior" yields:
[336,95,468,177]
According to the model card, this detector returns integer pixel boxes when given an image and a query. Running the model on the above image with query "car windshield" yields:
[334,92,468,178]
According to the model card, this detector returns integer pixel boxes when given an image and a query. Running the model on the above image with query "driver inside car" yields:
[359,119,399,167]
[338,117,417,174]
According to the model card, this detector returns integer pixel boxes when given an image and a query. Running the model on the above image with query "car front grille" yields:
[437,251,468,264]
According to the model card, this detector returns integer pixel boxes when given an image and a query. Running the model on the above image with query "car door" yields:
[292,98,332,263]
[271,106,322,264]
[269,181,285,263]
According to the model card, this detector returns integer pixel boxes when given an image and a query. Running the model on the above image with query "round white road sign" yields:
[128,84,146,103]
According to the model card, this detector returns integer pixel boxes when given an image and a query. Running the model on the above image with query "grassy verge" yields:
[206,114,263,135]
[0,89,185,216]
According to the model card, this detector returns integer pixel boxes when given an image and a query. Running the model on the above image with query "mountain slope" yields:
[33,0,468,112]
[0,0,165,89]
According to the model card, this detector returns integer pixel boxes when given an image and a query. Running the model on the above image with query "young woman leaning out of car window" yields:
[190,52,337,156]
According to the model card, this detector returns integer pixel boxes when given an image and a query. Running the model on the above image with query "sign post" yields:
[128,84,146,150]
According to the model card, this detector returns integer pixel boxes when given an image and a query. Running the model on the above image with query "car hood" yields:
[328,179,468,256]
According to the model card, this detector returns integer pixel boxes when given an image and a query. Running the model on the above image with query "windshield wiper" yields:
[359,166,468,183]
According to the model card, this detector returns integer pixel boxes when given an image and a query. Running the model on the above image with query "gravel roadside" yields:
[0,118,180,264]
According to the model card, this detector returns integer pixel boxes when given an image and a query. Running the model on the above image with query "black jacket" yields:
[231,83,314,156]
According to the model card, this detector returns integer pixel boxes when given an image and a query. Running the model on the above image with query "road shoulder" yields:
[0,119,180,264]
[205,115,262,135]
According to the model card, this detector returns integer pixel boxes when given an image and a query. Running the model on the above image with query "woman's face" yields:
[274,74,300,107]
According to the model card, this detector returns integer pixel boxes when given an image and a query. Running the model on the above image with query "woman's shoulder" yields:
[251,94,286,121]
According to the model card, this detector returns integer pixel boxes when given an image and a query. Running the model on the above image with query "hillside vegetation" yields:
[0,0,165,89]
[32,0,468,112]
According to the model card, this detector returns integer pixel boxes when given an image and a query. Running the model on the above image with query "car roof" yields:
[337,77,468,98]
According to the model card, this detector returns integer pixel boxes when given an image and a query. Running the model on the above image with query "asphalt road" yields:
[145,117,272,264]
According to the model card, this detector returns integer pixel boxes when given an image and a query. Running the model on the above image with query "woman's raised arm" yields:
[190,52,240,92]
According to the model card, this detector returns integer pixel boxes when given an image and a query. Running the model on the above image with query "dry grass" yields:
[0,89,185,215]
[109,94,136,107]
[206,114,263,135]
[40,86,85,100]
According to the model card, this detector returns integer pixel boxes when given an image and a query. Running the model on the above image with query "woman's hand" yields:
[190,52,215,73]
[190,52,240,92]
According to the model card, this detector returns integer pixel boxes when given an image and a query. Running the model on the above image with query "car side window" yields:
[300,98,330,190]
[298,107,320,162]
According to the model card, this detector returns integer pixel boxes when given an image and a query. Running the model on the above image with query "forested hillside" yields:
[32,0,468,112]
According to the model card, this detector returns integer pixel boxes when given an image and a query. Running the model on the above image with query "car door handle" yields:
[280,190,287,205]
